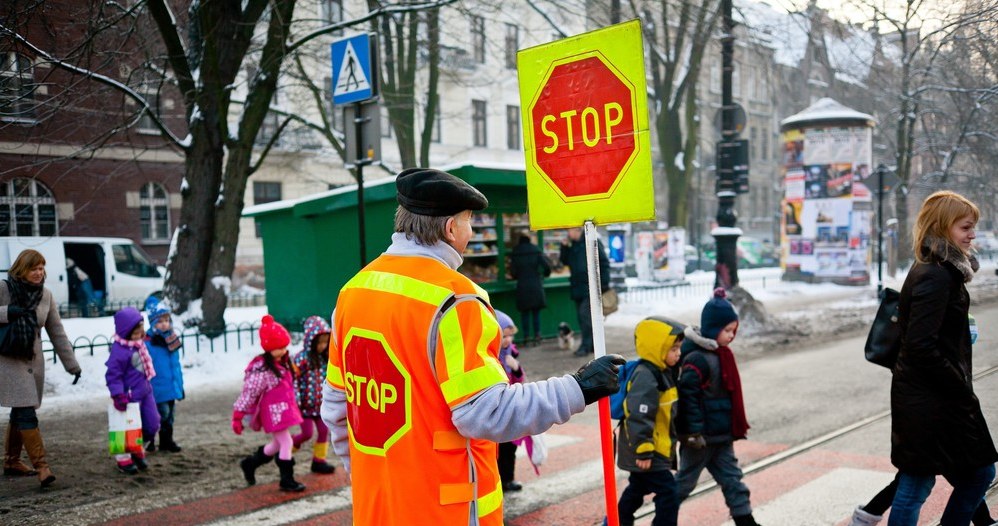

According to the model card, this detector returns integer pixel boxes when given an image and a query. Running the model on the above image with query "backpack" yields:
[609,359,666,420]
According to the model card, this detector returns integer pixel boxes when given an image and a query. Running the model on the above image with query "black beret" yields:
[395,168,489,216]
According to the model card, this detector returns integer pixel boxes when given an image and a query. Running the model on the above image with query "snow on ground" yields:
[39,262,997,411]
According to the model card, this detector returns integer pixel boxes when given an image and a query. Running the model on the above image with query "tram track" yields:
[634,363,998,522]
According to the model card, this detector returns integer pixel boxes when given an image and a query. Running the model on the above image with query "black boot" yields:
[240,446,274,486]
[733,514,762,526]
[276,458,306,492]
[310,459,336,474]
[159,423,182,453]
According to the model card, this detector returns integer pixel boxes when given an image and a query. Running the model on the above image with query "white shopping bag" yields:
[107,402,143,455]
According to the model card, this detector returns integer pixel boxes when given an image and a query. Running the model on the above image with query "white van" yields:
[0,236,165,311]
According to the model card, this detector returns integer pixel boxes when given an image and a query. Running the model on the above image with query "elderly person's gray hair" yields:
[394,205,453,246]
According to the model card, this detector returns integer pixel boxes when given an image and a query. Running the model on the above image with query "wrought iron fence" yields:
[618,275,771,304]
[42,321,262,364]
[57,293,267,319]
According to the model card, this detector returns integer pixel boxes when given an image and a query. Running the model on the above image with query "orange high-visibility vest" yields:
[328,254,509,526]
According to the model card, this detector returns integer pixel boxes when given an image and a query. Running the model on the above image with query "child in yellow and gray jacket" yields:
[614,316,686,526]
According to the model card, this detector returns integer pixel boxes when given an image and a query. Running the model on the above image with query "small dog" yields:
[557,322,575,350]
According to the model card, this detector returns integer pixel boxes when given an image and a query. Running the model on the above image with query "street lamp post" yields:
[713,0,742,288]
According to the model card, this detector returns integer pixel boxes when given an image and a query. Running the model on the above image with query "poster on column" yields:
[781,125,873,282]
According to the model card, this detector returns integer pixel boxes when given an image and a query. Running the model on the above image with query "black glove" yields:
[572,354,626,405]
[6,305,26,320]
[682,434,706,450]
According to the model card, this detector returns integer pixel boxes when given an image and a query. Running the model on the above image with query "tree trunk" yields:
[201,150,251,336]
[419,9,440,167]
[658,109,685,226]
[165,120,223,314]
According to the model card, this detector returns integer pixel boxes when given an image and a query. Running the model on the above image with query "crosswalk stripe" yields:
[202,487,354,526]
[729,467,895,526]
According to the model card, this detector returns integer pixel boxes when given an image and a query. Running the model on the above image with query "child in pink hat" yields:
[231,314,306,492]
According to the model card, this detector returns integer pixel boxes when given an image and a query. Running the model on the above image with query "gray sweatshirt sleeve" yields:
[320,382,351,474]
[451,374,586,443]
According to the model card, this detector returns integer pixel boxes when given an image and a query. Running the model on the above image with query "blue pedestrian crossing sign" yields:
[331,33,377,105]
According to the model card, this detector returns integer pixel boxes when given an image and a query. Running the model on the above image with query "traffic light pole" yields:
[713,0,742,289]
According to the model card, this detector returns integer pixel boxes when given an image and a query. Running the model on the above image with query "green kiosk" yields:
[243,163,577,341]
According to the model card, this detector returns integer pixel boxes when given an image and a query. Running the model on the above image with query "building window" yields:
[749,127,757,160]
[470,15,485,64]
[0,178,57,237]
[323,76,343,132]
[430,93,442,143]
[256,110,281,146]
[506,105,520,150]
[761,128,769,161]
[0,52,36,121]
[253,182,282,238]
[505,24,519,69]
[320,0,342,24]
[136,75,160,133]
[139,182,170,242]
[380,106,392,138]
[709,62,721,94]
[472,100,487,147]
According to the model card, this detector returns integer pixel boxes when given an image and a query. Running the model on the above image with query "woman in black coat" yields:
[888,191,997,526]
[508,234,550,345]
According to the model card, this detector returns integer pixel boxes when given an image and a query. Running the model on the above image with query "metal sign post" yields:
[332,33,379,268]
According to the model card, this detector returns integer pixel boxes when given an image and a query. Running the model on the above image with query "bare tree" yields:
[856,0,992,262]
[2,0,456,335]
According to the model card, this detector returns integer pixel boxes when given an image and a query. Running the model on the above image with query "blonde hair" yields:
[9,249,46,280]
[912,190,979,263]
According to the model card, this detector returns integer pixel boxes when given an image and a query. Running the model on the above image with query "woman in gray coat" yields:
[1,249,80,487]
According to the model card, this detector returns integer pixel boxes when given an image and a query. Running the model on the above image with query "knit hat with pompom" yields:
[259,314,291,351]
[700,287,739,340]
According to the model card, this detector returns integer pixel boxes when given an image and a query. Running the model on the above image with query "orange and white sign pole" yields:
[518,19,655,526]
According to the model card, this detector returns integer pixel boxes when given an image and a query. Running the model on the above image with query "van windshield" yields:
[112,244,161,278]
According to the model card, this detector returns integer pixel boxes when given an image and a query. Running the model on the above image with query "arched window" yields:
[0,52,36,121]
[139,182,170,241]
[0,178,57,236]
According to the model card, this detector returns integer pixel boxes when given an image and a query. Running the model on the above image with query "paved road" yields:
[86,301,998,526]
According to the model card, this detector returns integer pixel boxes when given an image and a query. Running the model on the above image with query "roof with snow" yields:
[780,97,877,128]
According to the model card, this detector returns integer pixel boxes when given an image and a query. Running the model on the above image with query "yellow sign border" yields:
[517,19,654,230]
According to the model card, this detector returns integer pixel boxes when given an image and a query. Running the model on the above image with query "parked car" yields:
[0,236,164,313]
[696,237,779,270]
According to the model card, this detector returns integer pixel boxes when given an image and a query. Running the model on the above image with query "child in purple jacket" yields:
[231,315,306,492]
[105,307,161,474]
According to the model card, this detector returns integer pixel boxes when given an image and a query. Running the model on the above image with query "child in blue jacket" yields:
[145,300,184,453]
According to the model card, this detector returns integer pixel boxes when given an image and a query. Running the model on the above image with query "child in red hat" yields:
[231,314,306,492]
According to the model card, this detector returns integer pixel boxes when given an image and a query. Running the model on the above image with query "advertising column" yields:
[780,98,876,285]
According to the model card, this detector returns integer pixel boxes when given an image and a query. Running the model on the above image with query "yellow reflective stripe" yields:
[476,301,499,365]
[440,363,508,403]
[342,270,453,306]
[439,307,465,381]
[478,480,503,518]
[471,282,490,303]
[326,363,344,388]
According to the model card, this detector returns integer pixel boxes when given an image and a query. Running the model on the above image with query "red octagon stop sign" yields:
[530,53,637,198]
[343,331,411,455]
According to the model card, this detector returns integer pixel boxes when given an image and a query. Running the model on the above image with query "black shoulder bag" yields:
[864,287,901,369]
